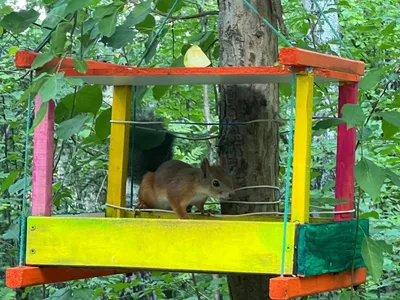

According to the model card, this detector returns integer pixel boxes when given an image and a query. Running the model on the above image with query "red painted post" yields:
[32,96,55,216]
[334,83,358,221]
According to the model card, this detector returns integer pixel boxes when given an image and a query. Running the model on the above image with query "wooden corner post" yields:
[291,73,314,224]
[334,83,357,221]
[32,96,55,216]
[106,86,132,217]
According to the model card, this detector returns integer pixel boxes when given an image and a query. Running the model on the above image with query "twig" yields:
[152,9,218,20]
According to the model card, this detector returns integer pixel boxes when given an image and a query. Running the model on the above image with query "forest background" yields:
[0,0,399,299]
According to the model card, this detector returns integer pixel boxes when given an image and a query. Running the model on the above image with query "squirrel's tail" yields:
[126,108,174,187]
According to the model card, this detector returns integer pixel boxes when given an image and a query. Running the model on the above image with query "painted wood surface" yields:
[291,74,314,224]
[32,96,54,216]
[280,47,365,75]
[26,217,296,274]
[6,266,132,288]
[295,219,369,276]
[106,87,132,218]
[269,267,367,299]
[335,83,358,221]
[14,50,360,85]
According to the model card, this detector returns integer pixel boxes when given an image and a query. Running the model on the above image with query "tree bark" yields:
[218,1,280,299]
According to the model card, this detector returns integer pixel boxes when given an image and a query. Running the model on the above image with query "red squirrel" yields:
[137,158,234,219]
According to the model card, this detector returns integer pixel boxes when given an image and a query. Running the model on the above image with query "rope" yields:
[310,0,353,59]
[241,0,293,47]
[280,70,296,276]
[18,71,34,266]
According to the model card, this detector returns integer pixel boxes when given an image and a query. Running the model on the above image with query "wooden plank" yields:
[26,217,296,274]
[32,96,55,216]
[291,74,314,223]
[280,47,365,75]
[15,50,120,70]
[269,267,367,299]
[106,87,132,218]
[335,83,357,221]
[6,266,132,288]
[295,219,369,276]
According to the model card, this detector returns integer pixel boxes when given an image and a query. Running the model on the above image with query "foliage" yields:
[0,0,399,299]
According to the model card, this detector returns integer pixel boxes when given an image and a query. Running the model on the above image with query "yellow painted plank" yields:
[106,86,132,218]
[291,73,314,223]
[26,217,296,275]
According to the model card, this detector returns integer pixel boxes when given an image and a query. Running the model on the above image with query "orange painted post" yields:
[6,266,133,288]
[280,47,365,75]
[269,268,367,299]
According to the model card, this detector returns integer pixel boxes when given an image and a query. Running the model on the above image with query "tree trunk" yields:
[218,1,280,299]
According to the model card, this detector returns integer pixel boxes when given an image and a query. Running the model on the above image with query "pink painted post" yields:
[334,83,358,221]
[31,96,55,216]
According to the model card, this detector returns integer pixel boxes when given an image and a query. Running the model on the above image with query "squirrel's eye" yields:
[212,180,220,187]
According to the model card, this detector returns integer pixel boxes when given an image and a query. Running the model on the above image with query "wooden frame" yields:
[6,48,368,296]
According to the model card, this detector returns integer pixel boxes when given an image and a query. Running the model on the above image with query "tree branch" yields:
[152,9,218,20]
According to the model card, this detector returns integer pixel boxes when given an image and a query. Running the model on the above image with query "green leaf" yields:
[75,85,103,114]
[98,9,119,37]
[31,52,55,69]
[102,25,136,49]
[354,158,385,199]
[8,178,26,195]
[382,21,396,36]
[0,9,39,34]
[155,0,184,13]
[1,170,20,193]
[38,73,64,103]
[8,46,18,55]
[361,236,384,281]
[31,101,48,132]
[171,55,184,67]
[374,240,393,254]
[2,222,19,240]
[72,288,96,299]
[51,22,71,56]
[95,108,112,140]
[56,114,88,139]
[135,14,155,34]
[359,69,382,90]
[341,103,366,129]
[360,211,379,219]
[73,58,87,74]
[93,4,116,19]
[385,169,400,187]
[124,1,152,26]
[379,111,400,128]
[153,85,170,100]
[382,120,398,139]
[42,4,68,28]
[65,0,92,14]
[313,118,345,130]
[65,77,84,86]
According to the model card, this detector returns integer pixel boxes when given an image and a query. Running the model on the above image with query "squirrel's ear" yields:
[200,158,211,178]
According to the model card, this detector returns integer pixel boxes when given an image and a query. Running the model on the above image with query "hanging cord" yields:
[280,70,296,276]
[241,0,293,47]
[310,0,353,59]
[18,71,34,266]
